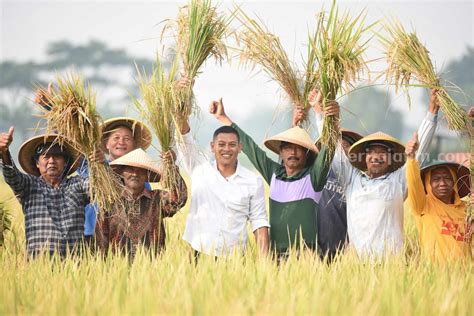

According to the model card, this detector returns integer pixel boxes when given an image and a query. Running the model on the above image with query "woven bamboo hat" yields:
[101,117,152,150]
[341,128,363,145]
[18,134,80,176]
[421,161,470,198]
[348,131,406,171]
[264,126,318,155]
[110,148,161,182]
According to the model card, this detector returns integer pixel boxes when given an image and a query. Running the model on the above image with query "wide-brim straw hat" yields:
[264,126,318,155]
[348,131,406,171]
[421,161,470,198]
[18,134,80,177]
[101,117,152,150]
[110,148,161,182]
[341,128,363,145]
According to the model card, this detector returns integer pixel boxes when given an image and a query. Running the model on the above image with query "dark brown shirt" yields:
[95,177,187,257]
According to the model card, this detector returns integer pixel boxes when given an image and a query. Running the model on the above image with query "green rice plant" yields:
[36,74,123,214]
[167,0,232,124]
[235,7,319,124]
[311,0,372,159]
[380,19,467,130]
[134,55,181,192]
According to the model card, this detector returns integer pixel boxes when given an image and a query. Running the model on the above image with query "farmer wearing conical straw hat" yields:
[313,89,440,258]
[94,148,187,259]
[406,123,473,263]
[293,91,364,261]
[210,98,338,259]
[35,86,154,242]
[0,127,105,257]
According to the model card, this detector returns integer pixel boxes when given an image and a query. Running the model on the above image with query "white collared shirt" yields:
[317,112,437,257]
[176,132,269,257]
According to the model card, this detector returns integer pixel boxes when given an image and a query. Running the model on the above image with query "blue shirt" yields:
[78,158,151,236]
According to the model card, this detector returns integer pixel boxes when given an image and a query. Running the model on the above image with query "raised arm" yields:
[416,89,439,165]
[209,98,278,184]
[405,133,426,216]
[0,127,33,199]
[159,150,188,217]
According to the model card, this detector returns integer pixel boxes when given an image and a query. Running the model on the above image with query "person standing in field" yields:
[0,127,105,257]
[94,148,187,259]
[292,93,363,261]
[175,78,270,259]
[209,97,338,260]
[310,89,440,258]
[405,121,473,263]
[35,87,153,243]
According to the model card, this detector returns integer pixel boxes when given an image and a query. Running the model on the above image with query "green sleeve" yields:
[309,144,332,191]
[231,123,278,184]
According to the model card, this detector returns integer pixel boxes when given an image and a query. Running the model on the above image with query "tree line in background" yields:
[0,40,472,154]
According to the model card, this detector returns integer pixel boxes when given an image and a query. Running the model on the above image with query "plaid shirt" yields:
[1,161,89,257]
[95,171,187,258]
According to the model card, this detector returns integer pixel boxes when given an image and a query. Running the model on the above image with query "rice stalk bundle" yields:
[36,73,123,213]
[381,20,467,130]
[235,8,319,122]
[170,0,231,124]
[134,56,180,192]
[312,1,371,158]
[0,201,11,246]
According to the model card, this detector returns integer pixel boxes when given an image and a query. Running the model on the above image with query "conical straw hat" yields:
[348,131,405,171]
[18,134,80,176]
[421,161,470,198]
[264,126,318,155]
[101,117,152,150]
[341,128,363,145]
[110,148,161,182]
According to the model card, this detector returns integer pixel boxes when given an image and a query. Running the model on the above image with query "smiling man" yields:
[323,89,441,258]
[0,127,104,257]
[177,100,269,259]
[210,98,337,259]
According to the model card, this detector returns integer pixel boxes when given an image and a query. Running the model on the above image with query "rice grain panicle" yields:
[380,19,467,130]
[36,73,123,215]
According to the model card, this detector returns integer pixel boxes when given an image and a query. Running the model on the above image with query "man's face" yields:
[36,154,67,179]
[121,166,147,192]
[430,167,454,203]
[280,143,308,170]
[211,133,242,167]
[105,126,136,160]
[365,145,391,177]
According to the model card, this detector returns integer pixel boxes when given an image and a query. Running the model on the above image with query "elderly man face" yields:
[430,167,455,204]
[365,145,391,178]
[105,126,136,160]
[36,153,67,180]
[121,166,147,192]
[279,142,309,171]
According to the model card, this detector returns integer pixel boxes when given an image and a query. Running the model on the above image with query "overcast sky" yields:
[1,0,473,155]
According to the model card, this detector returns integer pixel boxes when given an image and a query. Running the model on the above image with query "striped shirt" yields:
[2,161,89,257]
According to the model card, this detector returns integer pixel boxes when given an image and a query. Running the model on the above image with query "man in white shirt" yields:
[176,99,270,259]
[311,89,440,258]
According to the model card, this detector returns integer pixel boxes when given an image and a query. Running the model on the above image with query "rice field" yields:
[0,178,473,315]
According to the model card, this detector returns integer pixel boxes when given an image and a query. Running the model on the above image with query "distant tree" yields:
[340,86,405,139]
[0,39,161,145]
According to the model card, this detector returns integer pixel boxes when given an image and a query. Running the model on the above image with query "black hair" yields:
[212,126,240,142]
[32,143,73,178]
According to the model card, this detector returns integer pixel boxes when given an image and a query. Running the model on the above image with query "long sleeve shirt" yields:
[329,112,437,257]
[406,158,471,262]
[231,123,331,253]
[1,160,89,257]
[177,132,269,257]
[95,174,187,258]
